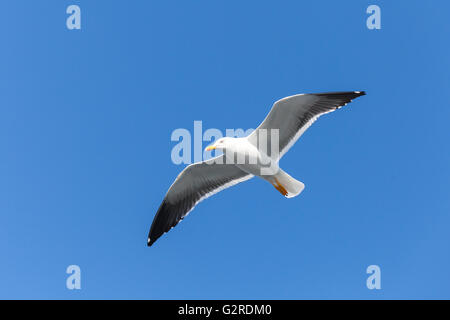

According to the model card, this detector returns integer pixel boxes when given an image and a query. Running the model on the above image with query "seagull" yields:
[147,91,366,246]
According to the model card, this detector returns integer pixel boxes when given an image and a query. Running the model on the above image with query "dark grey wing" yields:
[147,155,253,246]
[248,91,366,159]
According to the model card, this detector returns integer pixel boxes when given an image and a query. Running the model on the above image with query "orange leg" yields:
[272,179,288,197]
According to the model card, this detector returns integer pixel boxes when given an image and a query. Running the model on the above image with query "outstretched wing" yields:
[248,91,366,159]
[148,156,253,246]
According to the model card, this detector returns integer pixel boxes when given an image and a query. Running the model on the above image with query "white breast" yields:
[227,138,279,177]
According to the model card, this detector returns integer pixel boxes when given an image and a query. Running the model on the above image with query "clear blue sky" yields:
[1,1,449,299]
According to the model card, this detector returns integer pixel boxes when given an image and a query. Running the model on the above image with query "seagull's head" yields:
[205,137,233,151]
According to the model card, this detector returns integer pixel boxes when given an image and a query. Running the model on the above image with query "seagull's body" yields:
[207,137,302,197]
[148,91,366,246]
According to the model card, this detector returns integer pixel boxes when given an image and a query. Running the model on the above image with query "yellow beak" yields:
[205,145,216,151]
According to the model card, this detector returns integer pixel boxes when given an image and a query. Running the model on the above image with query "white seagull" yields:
[148,91,365,246]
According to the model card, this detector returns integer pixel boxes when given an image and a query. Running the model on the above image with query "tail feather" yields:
[273,169,304,198]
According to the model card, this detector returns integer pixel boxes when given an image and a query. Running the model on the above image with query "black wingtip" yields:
[314,91,366,99]
[147,238,154,247]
